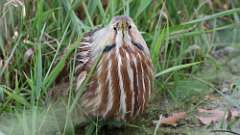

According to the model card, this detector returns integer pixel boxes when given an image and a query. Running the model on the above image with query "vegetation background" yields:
[0,0,240,135]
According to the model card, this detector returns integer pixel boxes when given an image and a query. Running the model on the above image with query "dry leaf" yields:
[196,108,240,125]
[204,95,220,100]
[230,109,240,119]
[24,48,34,63]
[153,112,186,126]
[196,108,226,125]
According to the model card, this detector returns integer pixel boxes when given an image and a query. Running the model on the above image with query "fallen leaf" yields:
[24,48,34,63]
[196,108,240,125]
[153,112,186,126]
[204,95,220,100]
[196,108,226,125]
[230,109,240,119]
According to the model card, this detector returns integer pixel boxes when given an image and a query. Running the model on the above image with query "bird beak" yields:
[119,20,127,31]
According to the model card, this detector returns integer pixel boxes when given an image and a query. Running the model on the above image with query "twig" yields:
[153,114,162,135]
[211,129,240,135]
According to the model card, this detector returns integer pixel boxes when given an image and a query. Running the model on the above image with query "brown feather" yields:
[52,16,154,121]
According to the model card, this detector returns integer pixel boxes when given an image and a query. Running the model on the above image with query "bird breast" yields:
[81,43,153,120]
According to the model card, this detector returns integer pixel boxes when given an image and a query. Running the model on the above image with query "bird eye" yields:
[128,25,132,29]
[113,27,117,31]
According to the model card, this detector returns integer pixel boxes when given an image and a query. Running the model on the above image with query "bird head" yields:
[111,16,132,32]
[91,16,150,57]
[110,16,139,48]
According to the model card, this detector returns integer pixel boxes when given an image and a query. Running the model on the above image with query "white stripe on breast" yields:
[132,54,141,116]
[148,76,151,99]
[103,54,113,117]
[116,48,127,119]
[137,53,146,112]
[125,51,135,116]
[94,56,105,111]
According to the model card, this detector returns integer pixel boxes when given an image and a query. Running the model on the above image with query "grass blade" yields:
[2,87,30,107]
[43,37,82,90]
[155,62,201,78]
[182,8,240,25]
[135,0,152,18]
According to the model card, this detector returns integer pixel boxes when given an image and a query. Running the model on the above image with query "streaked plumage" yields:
[75,16,153,120]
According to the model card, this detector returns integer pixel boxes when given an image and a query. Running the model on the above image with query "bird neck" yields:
[115,31,131,48]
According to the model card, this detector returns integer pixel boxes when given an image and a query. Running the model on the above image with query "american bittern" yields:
[75,15,153,120]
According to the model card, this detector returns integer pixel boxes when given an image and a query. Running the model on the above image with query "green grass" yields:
[0,0,240,135]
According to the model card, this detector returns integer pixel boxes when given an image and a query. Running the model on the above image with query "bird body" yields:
[75,16,153,120]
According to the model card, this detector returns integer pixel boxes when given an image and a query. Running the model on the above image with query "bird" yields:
[73,15,154,121]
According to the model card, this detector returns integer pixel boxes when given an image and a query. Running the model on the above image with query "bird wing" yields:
[75,27,101,75]
[74,26,115,89]
[48,28,102,101]
[74,27,102,89]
